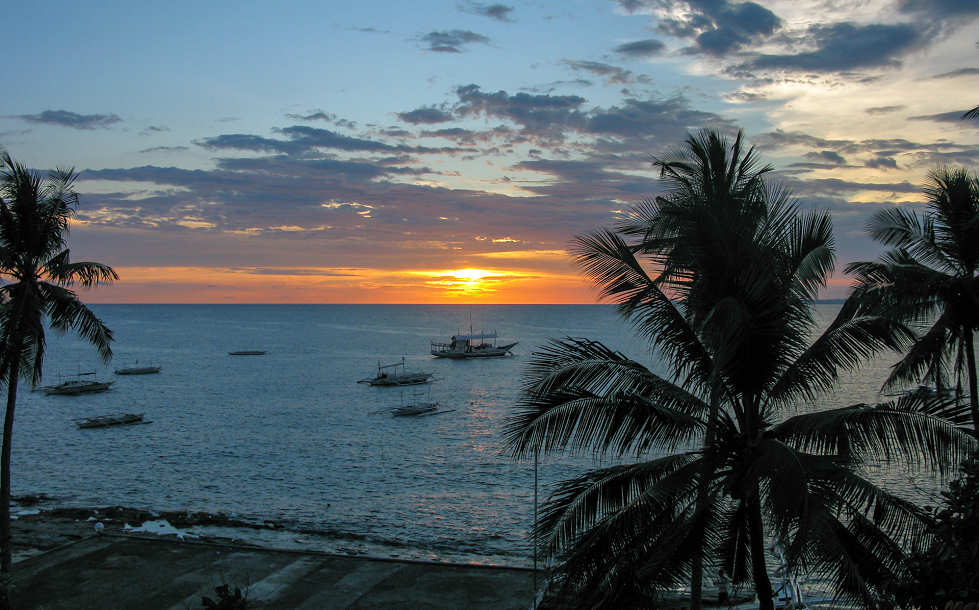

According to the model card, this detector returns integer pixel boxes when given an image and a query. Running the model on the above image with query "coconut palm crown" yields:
[0,151,117,572]
[505,131,974,608]
[846,167,979,434]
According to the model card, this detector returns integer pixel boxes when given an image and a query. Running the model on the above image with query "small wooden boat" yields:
[74,413,150,429]
[114,365,161,375]
[392,402,439,417]
[228,350,267,356]
[44,379,114,395]
[358,357,433,386]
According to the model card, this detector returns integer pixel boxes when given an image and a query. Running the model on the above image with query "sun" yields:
[423,268,506,298]
[445,268,501,282]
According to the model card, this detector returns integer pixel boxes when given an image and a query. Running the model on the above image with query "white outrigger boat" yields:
[430,331,517,359]
[358,357,433,386]
[42,372,113,396]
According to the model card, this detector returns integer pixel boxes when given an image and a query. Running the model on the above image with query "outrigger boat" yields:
[358,357,433,386]
[392,402,440,416]
[371,383,453,417]
[114,364,161,375]
[430,331,517,359]
[74,413,149,429]
[43,372,113,396]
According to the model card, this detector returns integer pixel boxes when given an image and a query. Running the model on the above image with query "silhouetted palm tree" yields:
[0,152,117,573]
[847,167,979,434]
[505,131,974,608]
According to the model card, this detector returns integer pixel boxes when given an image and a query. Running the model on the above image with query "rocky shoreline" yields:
[10,495,289,563]
[8,495,527,567]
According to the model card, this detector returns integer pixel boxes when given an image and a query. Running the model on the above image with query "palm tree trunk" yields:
[966,330,979,436]
[1,357,19,574]
[747,489,774,610]
[689,468,709,609]
[689,369,723,609]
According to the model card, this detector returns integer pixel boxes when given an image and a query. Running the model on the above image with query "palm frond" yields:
[505,338,707,458]
[535,454,700,555]
[772,397,975,476]
[572,230,715,387]
[38,282,113,363]
[540,456,714,606]
[767,304,913,411]
[43,251,118,287]
[883,312,954,391]
[799,508,899,607]
[867,207,959,273]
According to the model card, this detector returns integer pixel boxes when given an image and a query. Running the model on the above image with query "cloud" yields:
[286,111,336,121]
[420,30,490,53]
[784,177,919,195]
[521,79,594,93]
[139,146,189,154]
[908,109,979,123]
[866,157,899,169]
[930,67,979,79]
[140,125,170,136]
[398,107,454,124]
[656,0,781,56]
[562,60,635,85]
[459,2,514,22]
[585,96,728,137]
[453,84,587,132]
[196,125,463,156]
[897,0,979,17]
[724,90,769,103]
[865,105,905,115]
[17,109,122,130]
[613,39,665,58]
[734,22,924,74]
[196,133,304,155]
[805,150,846,164]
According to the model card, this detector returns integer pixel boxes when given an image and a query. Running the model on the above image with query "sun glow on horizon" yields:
[86,264,594,304]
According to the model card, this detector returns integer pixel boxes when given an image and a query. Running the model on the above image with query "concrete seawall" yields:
[11,533,538,609]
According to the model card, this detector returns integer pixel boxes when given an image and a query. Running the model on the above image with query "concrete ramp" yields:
[10,534,537,609]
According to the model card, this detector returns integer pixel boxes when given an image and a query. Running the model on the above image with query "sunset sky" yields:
[3,0,978,303]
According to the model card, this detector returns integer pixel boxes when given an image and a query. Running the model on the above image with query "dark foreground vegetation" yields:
[506,130,979,608]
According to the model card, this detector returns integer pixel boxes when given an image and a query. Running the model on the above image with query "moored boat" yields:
[392,402,439,417]
[74,413,149,428]
[228,350,267,356]
[358,357,433,386]
[430,332,517,359]
[43,379,113,395]
[114,365,161,375]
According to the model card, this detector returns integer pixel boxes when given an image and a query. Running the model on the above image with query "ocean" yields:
[9,304,924,567]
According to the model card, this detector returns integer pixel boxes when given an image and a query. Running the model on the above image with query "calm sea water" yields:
[9,304,917,566]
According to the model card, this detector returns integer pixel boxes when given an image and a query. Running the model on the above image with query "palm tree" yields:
[0,152,117,573]
[505,131,974,608]
[846,167,979,434]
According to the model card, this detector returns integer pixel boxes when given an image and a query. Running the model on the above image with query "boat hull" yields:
[44,381,114,396]
[392,402,439,416]
[114,366,161,375]
[430,342,518,359]
[368,374,433,386]
[75,413,148,428]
